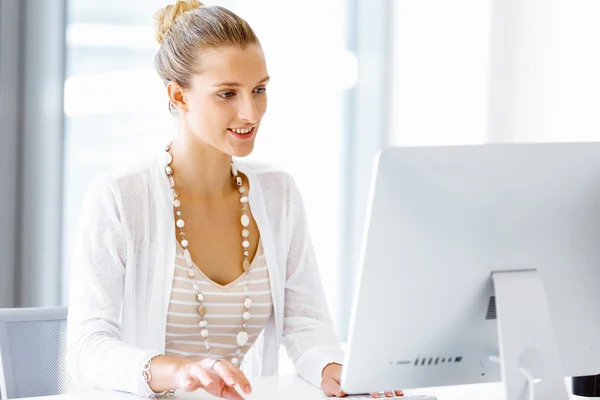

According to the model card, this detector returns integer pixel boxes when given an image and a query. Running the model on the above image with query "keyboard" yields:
[348,396,437,399]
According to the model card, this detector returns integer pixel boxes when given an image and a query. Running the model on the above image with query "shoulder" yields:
[83,152,164,210]
[236,160,306,226]
[236,159,298,198]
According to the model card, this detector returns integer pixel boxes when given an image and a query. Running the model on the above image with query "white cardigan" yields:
[66,151,345,396]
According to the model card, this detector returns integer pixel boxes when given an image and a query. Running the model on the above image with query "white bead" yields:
[231,357,239,366]
[165,152,173,165]
[199,320,208,328]
[192,282,199,291]
[188,269,195,278]
[181,239,188,248]
[231,163,238,176]
[176,219,185,228]
[239,187,246,194]
[242,229,249,238]
[242,240,249,248]
[173,199,181,208]
[244,298,253,309]
[169,176,175,187]
[204,340,210,350]
[201,329,209,338]
[237,331,249,347]
[241,215,250,227]
[196,293,204,302]
[165,166,173,175]
[236,349,242,355]
[183,249,193,267]
[236,177,243,186]
[240,196,249,203]
[242,312,251,321]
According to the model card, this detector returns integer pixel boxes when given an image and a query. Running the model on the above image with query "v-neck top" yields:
[165,239,273,363]
[66,150,344,396]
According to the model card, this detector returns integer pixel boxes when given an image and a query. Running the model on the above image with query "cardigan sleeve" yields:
[66,175,161,395]
[281,174,345,388]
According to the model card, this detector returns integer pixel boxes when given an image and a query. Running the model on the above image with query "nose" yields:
[238,94,259,124]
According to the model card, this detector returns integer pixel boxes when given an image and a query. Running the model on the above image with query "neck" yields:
[168,133,234,201]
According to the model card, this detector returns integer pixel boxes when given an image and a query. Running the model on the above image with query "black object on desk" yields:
[573,375,600,397]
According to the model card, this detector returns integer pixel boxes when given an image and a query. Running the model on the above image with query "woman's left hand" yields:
[321,363,346,397]
[321,363,404,398]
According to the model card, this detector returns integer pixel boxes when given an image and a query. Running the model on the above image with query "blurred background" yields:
[1,0,600,390]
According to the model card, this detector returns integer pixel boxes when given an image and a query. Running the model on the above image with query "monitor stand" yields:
[492,269,570,400]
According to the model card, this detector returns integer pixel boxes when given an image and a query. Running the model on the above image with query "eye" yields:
[254,87,267,94]
[218,91,235,99]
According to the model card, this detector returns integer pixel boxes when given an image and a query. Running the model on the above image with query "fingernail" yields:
[245,385,252,394]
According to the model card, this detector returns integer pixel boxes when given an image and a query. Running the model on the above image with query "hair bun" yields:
[154,0,204,45]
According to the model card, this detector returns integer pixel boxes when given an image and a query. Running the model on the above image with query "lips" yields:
[228,126,255,140]
[228,127,254,135]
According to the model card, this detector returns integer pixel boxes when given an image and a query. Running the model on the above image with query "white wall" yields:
[489,0,600,143]
[389,0,600,146]
[389,0,493,146]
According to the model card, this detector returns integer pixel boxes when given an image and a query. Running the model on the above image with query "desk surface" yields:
[20,375,591,400]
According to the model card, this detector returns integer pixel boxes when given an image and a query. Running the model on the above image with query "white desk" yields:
[19,375,591,400]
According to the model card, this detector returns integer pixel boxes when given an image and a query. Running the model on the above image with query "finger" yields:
[321,377,345,397]
[332,381,346,397]
[199,359,236,387]
[179,375,201,392]
[384,392,394,397]
[371,393,381,398]
[321,382,332,397]
[329,387,345,397]
[221,385,245,400]
[321,379,338,397]
[186,380,202,392]
[209,359,252,395]
[218,359,252,394]
[394,390,404,396]
[221,359,252,393]
[188,363,217,389]
[327,376,346,397]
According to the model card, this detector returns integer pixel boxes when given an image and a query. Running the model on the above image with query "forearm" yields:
[292,344,345,388]
[147,355,186,393]
[68,329,162,395]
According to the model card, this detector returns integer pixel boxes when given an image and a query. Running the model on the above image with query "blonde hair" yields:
[153,0,260,113]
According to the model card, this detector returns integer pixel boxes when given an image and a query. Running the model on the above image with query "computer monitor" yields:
[340,143,600,399]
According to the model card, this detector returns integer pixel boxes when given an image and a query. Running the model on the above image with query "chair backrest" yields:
[0,307,71,399]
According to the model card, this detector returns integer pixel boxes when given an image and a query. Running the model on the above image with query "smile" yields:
[228,127,254,135]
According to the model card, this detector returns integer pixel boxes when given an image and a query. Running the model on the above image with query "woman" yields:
[66,1,401,399]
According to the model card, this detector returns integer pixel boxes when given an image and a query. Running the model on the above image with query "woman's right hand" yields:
[174,358,252,400]
[149,355,252,400]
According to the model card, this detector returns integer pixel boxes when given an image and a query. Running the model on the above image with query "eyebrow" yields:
[214,76,270,88]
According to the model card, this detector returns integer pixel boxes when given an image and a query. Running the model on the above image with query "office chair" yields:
[0,307,71,399]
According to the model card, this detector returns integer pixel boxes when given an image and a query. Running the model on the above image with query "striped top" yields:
[165,239,273,363]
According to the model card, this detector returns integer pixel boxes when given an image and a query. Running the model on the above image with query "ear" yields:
[167,81,189,113]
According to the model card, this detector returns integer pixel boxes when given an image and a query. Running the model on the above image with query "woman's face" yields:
[176,44,269,158]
